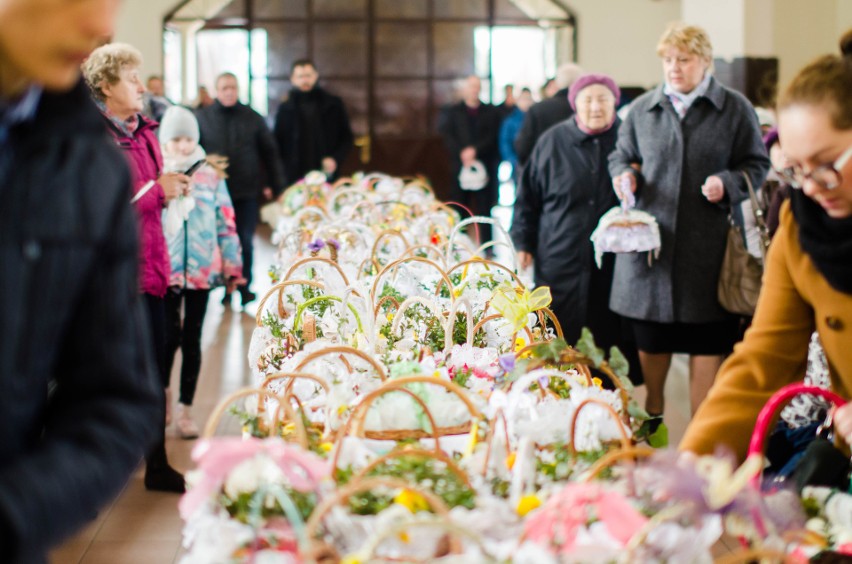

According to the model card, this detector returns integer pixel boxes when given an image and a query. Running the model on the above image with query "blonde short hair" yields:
[656,22,713,61]
[82,43,143,102]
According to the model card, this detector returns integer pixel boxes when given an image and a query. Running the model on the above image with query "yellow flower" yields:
[464,421,480,457]
[505,452,517,470]
[341,556,361,564]
[386,313,394,322]
[516,494,541,516]
[397,531,410,543]
[337,405,349,417]
[514,337,527,352]
[432,370,441,379]
[395,489,429,513]
[319,442,333,453]
[592,377,603,389]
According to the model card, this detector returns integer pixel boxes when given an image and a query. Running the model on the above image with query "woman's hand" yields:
[833,403,852,447]
[159,172,191,203]
[613,172,636,200]
[701,175,725,203]
[518,251,533,270]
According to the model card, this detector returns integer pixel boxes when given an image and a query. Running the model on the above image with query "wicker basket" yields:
[333,375,483,443]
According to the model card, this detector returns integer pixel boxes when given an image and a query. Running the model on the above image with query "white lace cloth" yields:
[779,332,831,428]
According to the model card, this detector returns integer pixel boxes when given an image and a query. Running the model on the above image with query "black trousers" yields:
[231,198,258,297]
[165,288,210,406]
[142,293,170,470]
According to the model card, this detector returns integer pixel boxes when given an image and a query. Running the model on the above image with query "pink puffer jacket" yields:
[105,115,170,297]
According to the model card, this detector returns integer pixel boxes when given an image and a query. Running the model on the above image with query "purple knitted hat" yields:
[763,127,779,152]
[568,73,621,111]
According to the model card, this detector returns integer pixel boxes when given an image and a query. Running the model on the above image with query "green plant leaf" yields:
[648,422,669,448]
[575,328,604,366]
[532,338,568,362]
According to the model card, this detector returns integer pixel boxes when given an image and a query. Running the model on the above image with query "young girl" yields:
[159,106,244,439]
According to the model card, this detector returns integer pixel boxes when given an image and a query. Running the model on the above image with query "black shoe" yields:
[144,465,186,493]
[221,292,232,307]
[240,290,257,305]
[647,414,664,436]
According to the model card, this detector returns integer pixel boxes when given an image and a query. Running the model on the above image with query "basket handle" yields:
[369,256,453,304]
[255,279,326,326]
[303,476,451,547]
[203,388,286,439]
[568,398,632,457]
[331,386,443,475]
[293,345,387,381]
[350,447,471,487]
[284,256,351,286]
[747,383,846,487]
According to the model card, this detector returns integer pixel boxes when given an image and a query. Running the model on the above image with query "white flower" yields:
[223,454,286,499]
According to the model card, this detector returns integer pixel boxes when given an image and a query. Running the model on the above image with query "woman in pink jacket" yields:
[83,43,188,493]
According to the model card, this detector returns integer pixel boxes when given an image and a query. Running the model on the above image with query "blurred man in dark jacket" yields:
[438,75,501,251]
[0,1,161,561]
[273,59,354,186]
[196,72,286,307]
[514,63,584,167]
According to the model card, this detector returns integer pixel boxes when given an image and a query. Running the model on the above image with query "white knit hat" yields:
[158,105,200,144]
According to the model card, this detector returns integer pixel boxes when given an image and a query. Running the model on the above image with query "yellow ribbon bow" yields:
[490,283,552,333]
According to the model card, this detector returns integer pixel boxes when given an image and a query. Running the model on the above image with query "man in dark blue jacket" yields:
[0,1,160,561]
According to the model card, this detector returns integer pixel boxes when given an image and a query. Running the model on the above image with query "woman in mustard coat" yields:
[682,30,852,459]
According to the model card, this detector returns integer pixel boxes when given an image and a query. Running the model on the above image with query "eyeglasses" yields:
[775,145,852,190]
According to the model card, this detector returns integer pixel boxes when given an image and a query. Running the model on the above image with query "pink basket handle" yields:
[747,383,846,487]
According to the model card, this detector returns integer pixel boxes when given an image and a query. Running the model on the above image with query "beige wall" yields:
[113,0,177,77]
[773,0,849,89]
[568,0,682,88]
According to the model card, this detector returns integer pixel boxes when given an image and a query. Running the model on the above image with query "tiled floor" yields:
[49,224,715,563]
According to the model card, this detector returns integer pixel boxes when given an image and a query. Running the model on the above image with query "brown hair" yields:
[778,29,852,130]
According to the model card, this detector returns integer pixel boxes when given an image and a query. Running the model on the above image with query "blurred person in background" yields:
[196,71,286,308]
[273,59,354,186]
[511,74,642,384]
[438,74,502,253]
[514,62,584,167]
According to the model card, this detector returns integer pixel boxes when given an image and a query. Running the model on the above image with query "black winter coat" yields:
[513,87,573,167]
[196,101,286,199]
[273,87,354,186]
[511,118,640,379]
[437,101,501,202]
[0,82,160,563]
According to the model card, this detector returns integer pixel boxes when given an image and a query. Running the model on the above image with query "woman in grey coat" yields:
[609,23,770,422]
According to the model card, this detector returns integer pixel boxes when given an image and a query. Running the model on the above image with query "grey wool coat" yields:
[607,76,770,323]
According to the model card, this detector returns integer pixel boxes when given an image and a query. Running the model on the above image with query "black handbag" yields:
[717,171,771,316]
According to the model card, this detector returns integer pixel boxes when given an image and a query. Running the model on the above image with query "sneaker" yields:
[240,290,257,306]
[176,404,199,440]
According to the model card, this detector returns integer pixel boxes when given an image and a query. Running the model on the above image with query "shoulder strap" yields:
[741,170,771,257]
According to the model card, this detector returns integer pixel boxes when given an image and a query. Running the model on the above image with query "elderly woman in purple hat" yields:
[511,73,642,385]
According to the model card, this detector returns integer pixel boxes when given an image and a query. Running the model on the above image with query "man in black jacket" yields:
[438,75,501,250]
[273,59,354,186]
[196,72,286,307]
[0,1,160,561]
[514,63,584,167]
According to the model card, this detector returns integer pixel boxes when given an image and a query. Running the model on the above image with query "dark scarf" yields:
[790,189,852,294]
